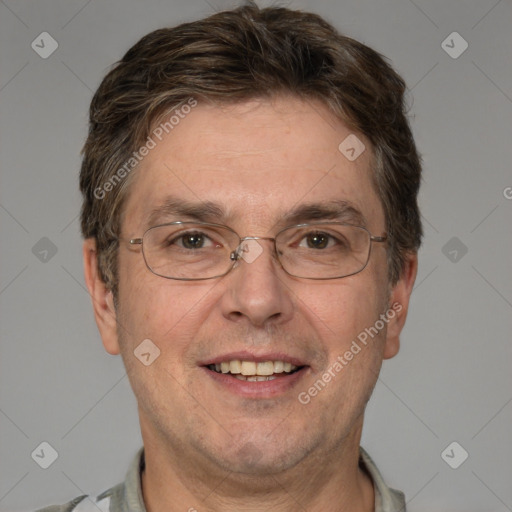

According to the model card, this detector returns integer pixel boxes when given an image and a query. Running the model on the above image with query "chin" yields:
[215,452,303,477]
[201,432,318,477]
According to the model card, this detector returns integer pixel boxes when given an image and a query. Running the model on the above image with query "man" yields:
[38,3,421,511]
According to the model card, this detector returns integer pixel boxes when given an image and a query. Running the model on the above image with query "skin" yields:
[84,96,417,512]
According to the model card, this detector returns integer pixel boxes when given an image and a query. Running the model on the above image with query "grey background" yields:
[1,0,511,510]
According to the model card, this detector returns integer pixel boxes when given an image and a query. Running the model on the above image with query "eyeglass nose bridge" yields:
[229,235,276,262]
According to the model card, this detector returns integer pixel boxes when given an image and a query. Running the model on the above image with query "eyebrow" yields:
[145,196,367,230]
[281,200,366,227]
[146,197,227,228]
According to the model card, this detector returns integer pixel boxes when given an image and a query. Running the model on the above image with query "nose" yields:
[220,238,295,328]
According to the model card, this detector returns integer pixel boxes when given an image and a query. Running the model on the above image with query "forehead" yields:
[122,96,384,235]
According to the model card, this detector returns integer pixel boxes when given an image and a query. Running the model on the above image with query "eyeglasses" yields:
[128,221,387,281]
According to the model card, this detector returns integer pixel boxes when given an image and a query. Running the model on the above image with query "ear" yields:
[383,253,418,360]
[83,238,120,355]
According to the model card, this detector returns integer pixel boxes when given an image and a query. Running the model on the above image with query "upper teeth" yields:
[211,360,297,376]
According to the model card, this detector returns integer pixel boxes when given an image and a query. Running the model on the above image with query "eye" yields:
[170,231,217,250]
[299,231,338,250]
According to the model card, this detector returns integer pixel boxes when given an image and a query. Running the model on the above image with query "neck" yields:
[140,419,374,512]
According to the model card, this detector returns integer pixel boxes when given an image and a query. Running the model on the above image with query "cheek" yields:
[114,280,211,413]
[297,275,385,349]
[297,273,389,403]
[116,259,216,362]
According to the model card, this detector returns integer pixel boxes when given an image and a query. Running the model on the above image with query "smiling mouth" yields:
[207,360,303,381]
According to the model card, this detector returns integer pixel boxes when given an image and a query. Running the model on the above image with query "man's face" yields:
[92,97,413,476]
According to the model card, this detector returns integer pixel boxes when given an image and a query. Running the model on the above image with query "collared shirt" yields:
[36,446,406,512]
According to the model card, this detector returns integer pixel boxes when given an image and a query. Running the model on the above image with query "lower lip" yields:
[202,367,307,398]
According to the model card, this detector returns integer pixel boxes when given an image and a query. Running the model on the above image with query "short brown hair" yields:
[80,2,422,297]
